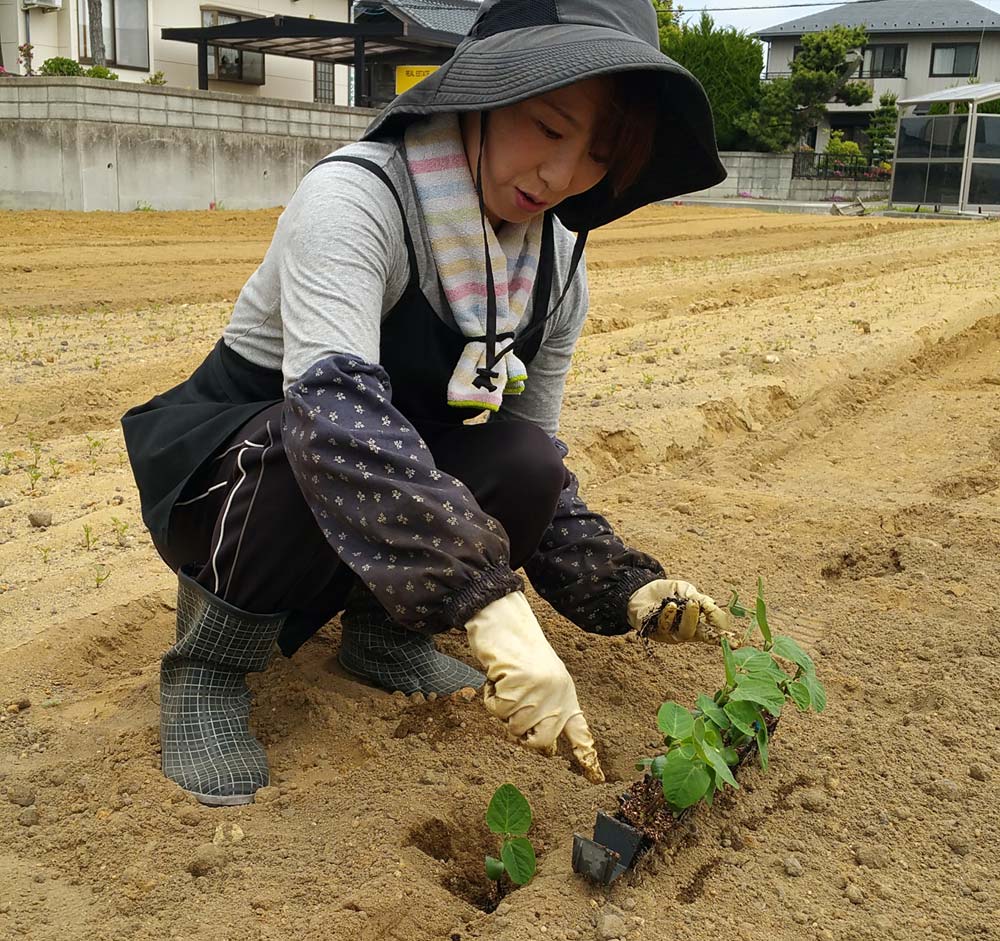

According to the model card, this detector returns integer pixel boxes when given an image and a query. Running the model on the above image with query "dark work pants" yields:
[152,402,566,643]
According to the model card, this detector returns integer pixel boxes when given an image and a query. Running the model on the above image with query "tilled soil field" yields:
[1,206,998,941]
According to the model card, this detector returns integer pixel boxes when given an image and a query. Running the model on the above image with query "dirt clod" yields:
[186,843,226,877]
[783,854,804,877]
[28,510,53,528]
[6,785,35,807]
[17,807,39,827]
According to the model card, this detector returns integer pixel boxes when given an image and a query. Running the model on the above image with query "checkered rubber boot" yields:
[338,586,485,696]
[160,568,285,806]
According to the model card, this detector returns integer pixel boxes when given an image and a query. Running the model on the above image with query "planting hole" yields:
[406,816,539,914]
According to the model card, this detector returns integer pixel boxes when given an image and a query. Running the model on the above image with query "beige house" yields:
[0,0,351,102]
[757,0,1000,151]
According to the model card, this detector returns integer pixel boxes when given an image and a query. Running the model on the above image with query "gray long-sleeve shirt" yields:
[223,138,589,437]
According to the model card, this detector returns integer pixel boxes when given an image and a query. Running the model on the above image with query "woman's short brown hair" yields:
[596,71,658,197]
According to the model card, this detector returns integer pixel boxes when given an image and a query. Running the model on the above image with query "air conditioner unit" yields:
[22,0,63,11]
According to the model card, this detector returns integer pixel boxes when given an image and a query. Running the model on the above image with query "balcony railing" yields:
[792,152,893,181]
[763,69,905,82]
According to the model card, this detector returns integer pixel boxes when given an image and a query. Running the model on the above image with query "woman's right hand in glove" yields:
[464,592,605,783]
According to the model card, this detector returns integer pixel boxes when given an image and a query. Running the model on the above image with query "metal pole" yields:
[197,41,208,90]
[959,101,976,213]
[354,35,367,107]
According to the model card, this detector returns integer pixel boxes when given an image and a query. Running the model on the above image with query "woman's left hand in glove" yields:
[627,579,740,646]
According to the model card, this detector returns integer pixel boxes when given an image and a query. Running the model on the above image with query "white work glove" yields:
[628,579,738,646]
[465,592,605,783]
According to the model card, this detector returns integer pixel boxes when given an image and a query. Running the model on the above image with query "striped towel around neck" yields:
[405,113,543,411]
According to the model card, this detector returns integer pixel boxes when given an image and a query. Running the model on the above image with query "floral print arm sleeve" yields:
[522,440,664,636]
[283,354,523,633]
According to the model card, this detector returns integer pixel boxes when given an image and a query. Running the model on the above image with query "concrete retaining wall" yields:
[0,77,377,211]
[694,151,890,203]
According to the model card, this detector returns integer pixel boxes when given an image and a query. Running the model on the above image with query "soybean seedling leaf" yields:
[484,856,506,881]
[801,672,828,712]
[730,676,785,717]
[787,680,812,712]
[696,693,731,730]
[727,590,748,619]
[755,577,773,647]
[756,725,770,772]
[724,699,764,736]
[661,749,712,810]
[733,649,787,681]
[657,701,694,740]
[771,635,815,674]
[702,743,739,789]
[501,837,537,886]
[486,784,532,836]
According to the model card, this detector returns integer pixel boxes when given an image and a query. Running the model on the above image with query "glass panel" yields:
[974,115,1000,159]
[115,0,149,70]
[78,0,116,61]
[968,164,1000,205]
[315,61,335,104]
[956,44,978,76]
[898,117,932,158]
[892,162,929,203]
[931,116,968,159]
[216,12,241,80]
[933,47,955,75]
[242,52,264,84]
[925,162,963,205]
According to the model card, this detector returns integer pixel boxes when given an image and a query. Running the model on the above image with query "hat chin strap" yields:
[472,110,589,391]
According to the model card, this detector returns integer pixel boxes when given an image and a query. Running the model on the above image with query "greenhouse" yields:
[891,82,1000,213]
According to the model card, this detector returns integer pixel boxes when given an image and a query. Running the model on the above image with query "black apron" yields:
[122,156,555,548]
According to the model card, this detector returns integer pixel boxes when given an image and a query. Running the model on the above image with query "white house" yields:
[0,0,352,102]
[757,0,1000,150]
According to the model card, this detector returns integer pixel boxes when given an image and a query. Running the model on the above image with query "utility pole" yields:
[87,0,106,65]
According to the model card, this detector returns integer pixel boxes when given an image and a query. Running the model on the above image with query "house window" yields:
[201,10,265,85]
[78,0,150,70]
[315,60,335,104]
[862,44,906,78]
[930,43,979,78]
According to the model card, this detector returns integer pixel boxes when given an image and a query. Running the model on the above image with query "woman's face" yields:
[461,77,612,228]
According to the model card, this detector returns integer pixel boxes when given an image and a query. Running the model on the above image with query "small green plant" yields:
[110,516,129,547]
[1,450,14,474]
[94,565,111,588]
[39,57,85,76]
[39,547,51,565]
[48,457,62,480]
[85,435,104,474]
[91,355,102,371]
[84,65,119,81]
[25,467,43,493]
[637,579,827,815]
[484,784,537,889]
[134,201,155,212]
[82,524,95,551]
[143,70,167,86]
[642,373,655,388]
[825,129,862,158]
[27,435,42,469]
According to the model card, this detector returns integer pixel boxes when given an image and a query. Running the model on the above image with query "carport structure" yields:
[161,11,465,108]
[890,83,1000,213]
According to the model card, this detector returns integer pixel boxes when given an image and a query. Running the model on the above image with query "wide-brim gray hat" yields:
[362,0,727,231]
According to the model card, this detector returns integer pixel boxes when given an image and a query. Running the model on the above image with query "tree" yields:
[87,0,107,67]
[651,0,681,42]
[866,92,898,162]
[739,25,873,152]
[659,12,763,151]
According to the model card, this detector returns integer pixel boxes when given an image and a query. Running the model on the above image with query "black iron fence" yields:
[792,152,892,181]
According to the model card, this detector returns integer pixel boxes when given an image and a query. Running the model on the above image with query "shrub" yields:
[825,130,862,157]
[84,65,119,81]
[40,57,84,76]
[143,70,167,86]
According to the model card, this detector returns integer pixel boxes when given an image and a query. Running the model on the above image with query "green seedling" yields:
[637,578,826,815]
[27,435,42,468]
[485,784,537,889]
[85,435,105,475]
[110,516,129,547]
[48,457,62,480]
[1,450,14,474]
[82,524,95,551]
[39,547,51,565]
[94,565,111,588]
[25,467,42,493]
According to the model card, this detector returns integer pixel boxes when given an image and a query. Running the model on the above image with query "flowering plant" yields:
[17,42,34,75]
